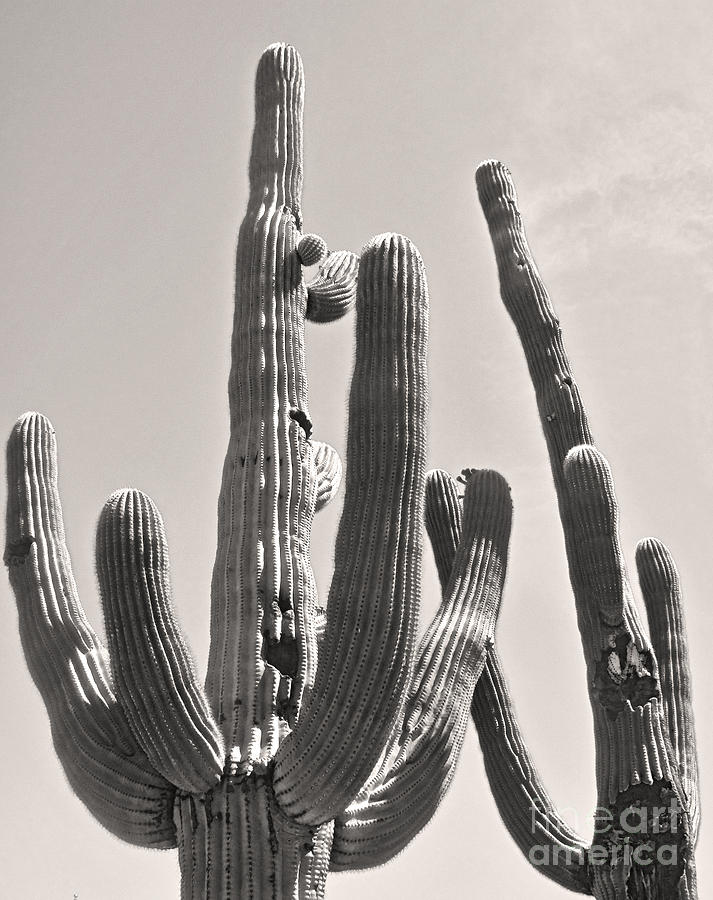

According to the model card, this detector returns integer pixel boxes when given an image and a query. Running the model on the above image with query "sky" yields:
[1,2,711,897]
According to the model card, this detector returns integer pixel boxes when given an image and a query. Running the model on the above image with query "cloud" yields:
[520,87,713,294]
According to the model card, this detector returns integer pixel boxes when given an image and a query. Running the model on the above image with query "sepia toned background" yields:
[1,2,710,896]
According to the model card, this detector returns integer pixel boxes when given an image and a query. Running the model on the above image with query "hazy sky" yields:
[1,2,710,897]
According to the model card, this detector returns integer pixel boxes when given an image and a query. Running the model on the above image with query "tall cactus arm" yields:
[305,250,359,323]
[330,467,512,870]
[635,538,700,844]
[312,441,342,512]
[426,469,591,892]
[97,489,225,794]
[4,412,177,847]
[273,232,429,826]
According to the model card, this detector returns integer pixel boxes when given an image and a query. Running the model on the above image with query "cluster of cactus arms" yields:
[4,42,699,900]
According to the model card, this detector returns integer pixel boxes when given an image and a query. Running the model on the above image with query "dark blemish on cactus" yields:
[278,589,293,613]
[303,841,315,854]
[598,779,686,894]
[264,634,298,678]
[289,407,313,439]
[561,376,573,387]
[189,796,199,832]
[599,608,625,628]
[3,535,36,566]
[240,456,246,467]
[592,633,659,720]
[204,794,215,827]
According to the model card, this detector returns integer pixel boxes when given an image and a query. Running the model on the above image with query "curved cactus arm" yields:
[4,412,176,847]
[273,233,428,826]
[635,538,700,844]
[423,466,591,891]
[312,440,342,511]
[330,468,512,870]
[305,249,359,322]
[395,468,511,770]
[472,653,592,893]
[97,489,225,794]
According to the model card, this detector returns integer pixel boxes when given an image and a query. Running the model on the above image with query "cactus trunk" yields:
[206,44,318,764]
[175,775,333,900]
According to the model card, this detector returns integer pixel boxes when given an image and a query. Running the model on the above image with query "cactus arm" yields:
[312,440,342,512]
[96,489,225,794]
[273,233,428,826]
[635,538,700,844]
[330,468,512,870]
[472,652,592,893]
[563,446,691,897]
[305,250,359,322]
[4,412,176,847]
[395,468,511,773]
[425,467,591,891]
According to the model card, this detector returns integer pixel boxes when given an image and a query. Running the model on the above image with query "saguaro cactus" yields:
[467,160,700,898]
[5,44,512,898]
[4,44,699,900]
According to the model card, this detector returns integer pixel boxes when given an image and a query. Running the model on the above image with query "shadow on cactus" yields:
[4,43,699,899]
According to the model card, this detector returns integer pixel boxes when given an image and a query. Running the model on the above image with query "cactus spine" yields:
[4,46,699,900]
